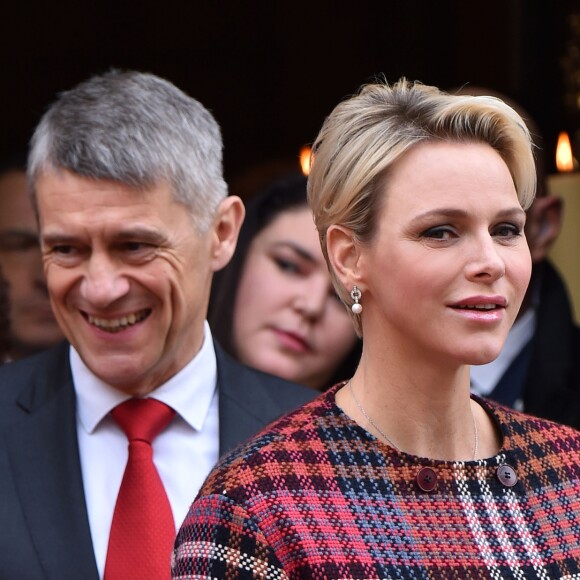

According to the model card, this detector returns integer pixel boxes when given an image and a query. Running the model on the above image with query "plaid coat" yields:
[172,385,580,579]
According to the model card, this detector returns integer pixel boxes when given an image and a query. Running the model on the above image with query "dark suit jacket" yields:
[522,262,580,429]
[0,340,315,579]
[490,261,580,429]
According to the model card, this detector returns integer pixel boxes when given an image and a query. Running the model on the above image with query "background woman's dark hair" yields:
[209,171,361,390]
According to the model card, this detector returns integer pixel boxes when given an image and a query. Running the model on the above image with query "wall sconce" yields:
[547,131,580,323]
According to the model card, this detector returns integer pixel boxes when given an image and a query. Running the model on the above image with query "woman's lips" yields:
[448,295,508,321]
[448,304,505,322]
[271,328,312,353]
[451,295,507,308]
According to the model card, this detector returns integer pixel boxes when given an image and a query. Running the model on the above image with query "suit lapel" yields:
[215,343,268,456]
[5,344,99,579]
[215,341,315,456]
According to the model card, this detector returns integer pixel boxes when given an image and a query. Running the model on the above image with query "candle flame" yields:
[556,132,575,172]
[299,145,312,176]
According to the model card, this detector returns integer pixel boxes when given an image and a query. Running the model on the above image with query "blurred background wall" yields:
[4,0,580,315]
[0,1,571,189]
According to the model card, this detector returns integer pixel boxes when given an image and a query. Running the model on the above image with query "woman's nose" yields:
[292,278,329,320]
[464,235,506,282]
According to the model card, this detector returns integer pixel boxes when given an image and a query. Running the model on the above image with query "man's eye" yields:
[49,244,82,265]
[123,242,146,252]
[120,242,158,261]
[53,245,74,255]
[123,242,159,254]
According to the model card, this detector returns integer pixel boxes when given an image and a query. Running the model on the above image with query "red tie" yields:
[104,398,176,580]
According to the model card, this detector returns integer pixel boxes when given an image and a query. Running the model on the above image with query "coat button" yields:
[497,464,517,487]
[416,467,438,492]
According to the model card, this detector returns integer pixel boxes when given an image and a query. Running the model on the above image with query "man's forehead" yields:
[35,171,173,207]
[34,169,202,235]
[41,217,166,237]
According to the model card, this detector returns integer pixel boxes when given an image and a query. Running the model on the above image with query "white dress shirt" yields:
[73,321,220,579]
[470,308,536,410]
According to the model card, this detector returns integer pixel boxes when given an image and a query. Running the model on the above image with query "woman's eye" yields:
[421,227,455,240]
[493,223,522,238]
[274,257,301,274]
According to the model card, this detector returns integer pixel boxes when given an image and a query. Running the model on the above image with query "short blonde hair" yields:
[307,78,536,336]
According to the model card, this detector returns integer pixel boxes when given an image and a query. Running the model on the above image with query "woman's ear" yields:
[326,225,363,289]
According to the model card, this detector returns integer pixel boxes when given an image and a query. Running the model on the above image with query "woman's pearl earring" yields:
[350,286,362,314]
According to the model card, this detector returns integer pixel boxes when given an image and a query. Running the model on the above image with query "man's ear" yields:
[526,195,563,263]
[209,196,245,271]
[326,225,363,289]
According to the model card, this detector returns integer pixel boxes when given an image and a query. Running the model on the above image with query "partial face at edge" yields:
[0,170,63,356]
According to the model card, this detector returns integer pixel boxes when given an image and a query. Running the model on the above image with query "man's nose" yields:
[79,255,130,308]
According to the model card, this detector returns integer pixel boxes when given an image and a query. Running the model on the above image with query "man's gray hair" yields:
[28,69,227,232]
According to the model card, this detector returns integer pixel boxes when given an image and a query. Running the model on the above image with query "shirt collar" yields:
[72,320,218,434]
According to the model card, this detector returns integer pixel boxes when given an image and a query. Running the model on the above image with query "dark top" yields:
[501,261,580,428]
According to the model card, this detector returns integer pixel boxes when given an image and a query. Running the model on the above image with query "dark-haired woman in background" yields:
[209,173,360,391]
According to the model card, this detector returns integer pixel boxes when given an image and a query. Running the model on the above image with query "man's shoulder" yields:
[213,340,317,453]
[0,341,70,405]
[214,341,315,407]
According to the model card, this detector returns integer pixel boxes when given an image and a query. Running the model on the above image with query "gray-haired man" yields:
[0,70,314,579]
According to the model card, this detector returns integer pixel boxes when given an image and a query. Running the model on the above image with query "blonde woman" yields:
[173,79,580,578]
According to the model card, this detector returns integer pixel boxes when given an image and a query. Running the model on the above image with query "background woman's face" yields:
[233,206,357,390]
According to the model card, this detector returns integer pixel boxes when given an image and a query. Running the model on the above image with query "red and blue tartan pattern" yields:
[172,385,580,579]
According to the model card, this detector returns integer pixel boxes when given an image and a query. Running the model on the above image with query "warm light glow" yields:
[556,131,575,172]
[299,145,312,176]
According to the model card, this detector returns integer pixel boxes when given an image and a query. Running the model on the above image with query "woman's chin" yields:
[464,349,502,367]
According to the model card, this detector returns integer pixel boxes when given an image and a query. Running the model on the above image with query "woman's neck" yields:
[336,348,500,460]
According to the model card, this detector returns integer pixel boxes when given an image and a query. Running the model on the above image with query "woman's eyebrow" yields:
[410,206,525,224]
[271,240,318,263]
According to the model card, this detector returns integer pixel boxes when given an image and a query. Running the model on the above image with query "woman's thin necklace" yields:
[348,380,479,461]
